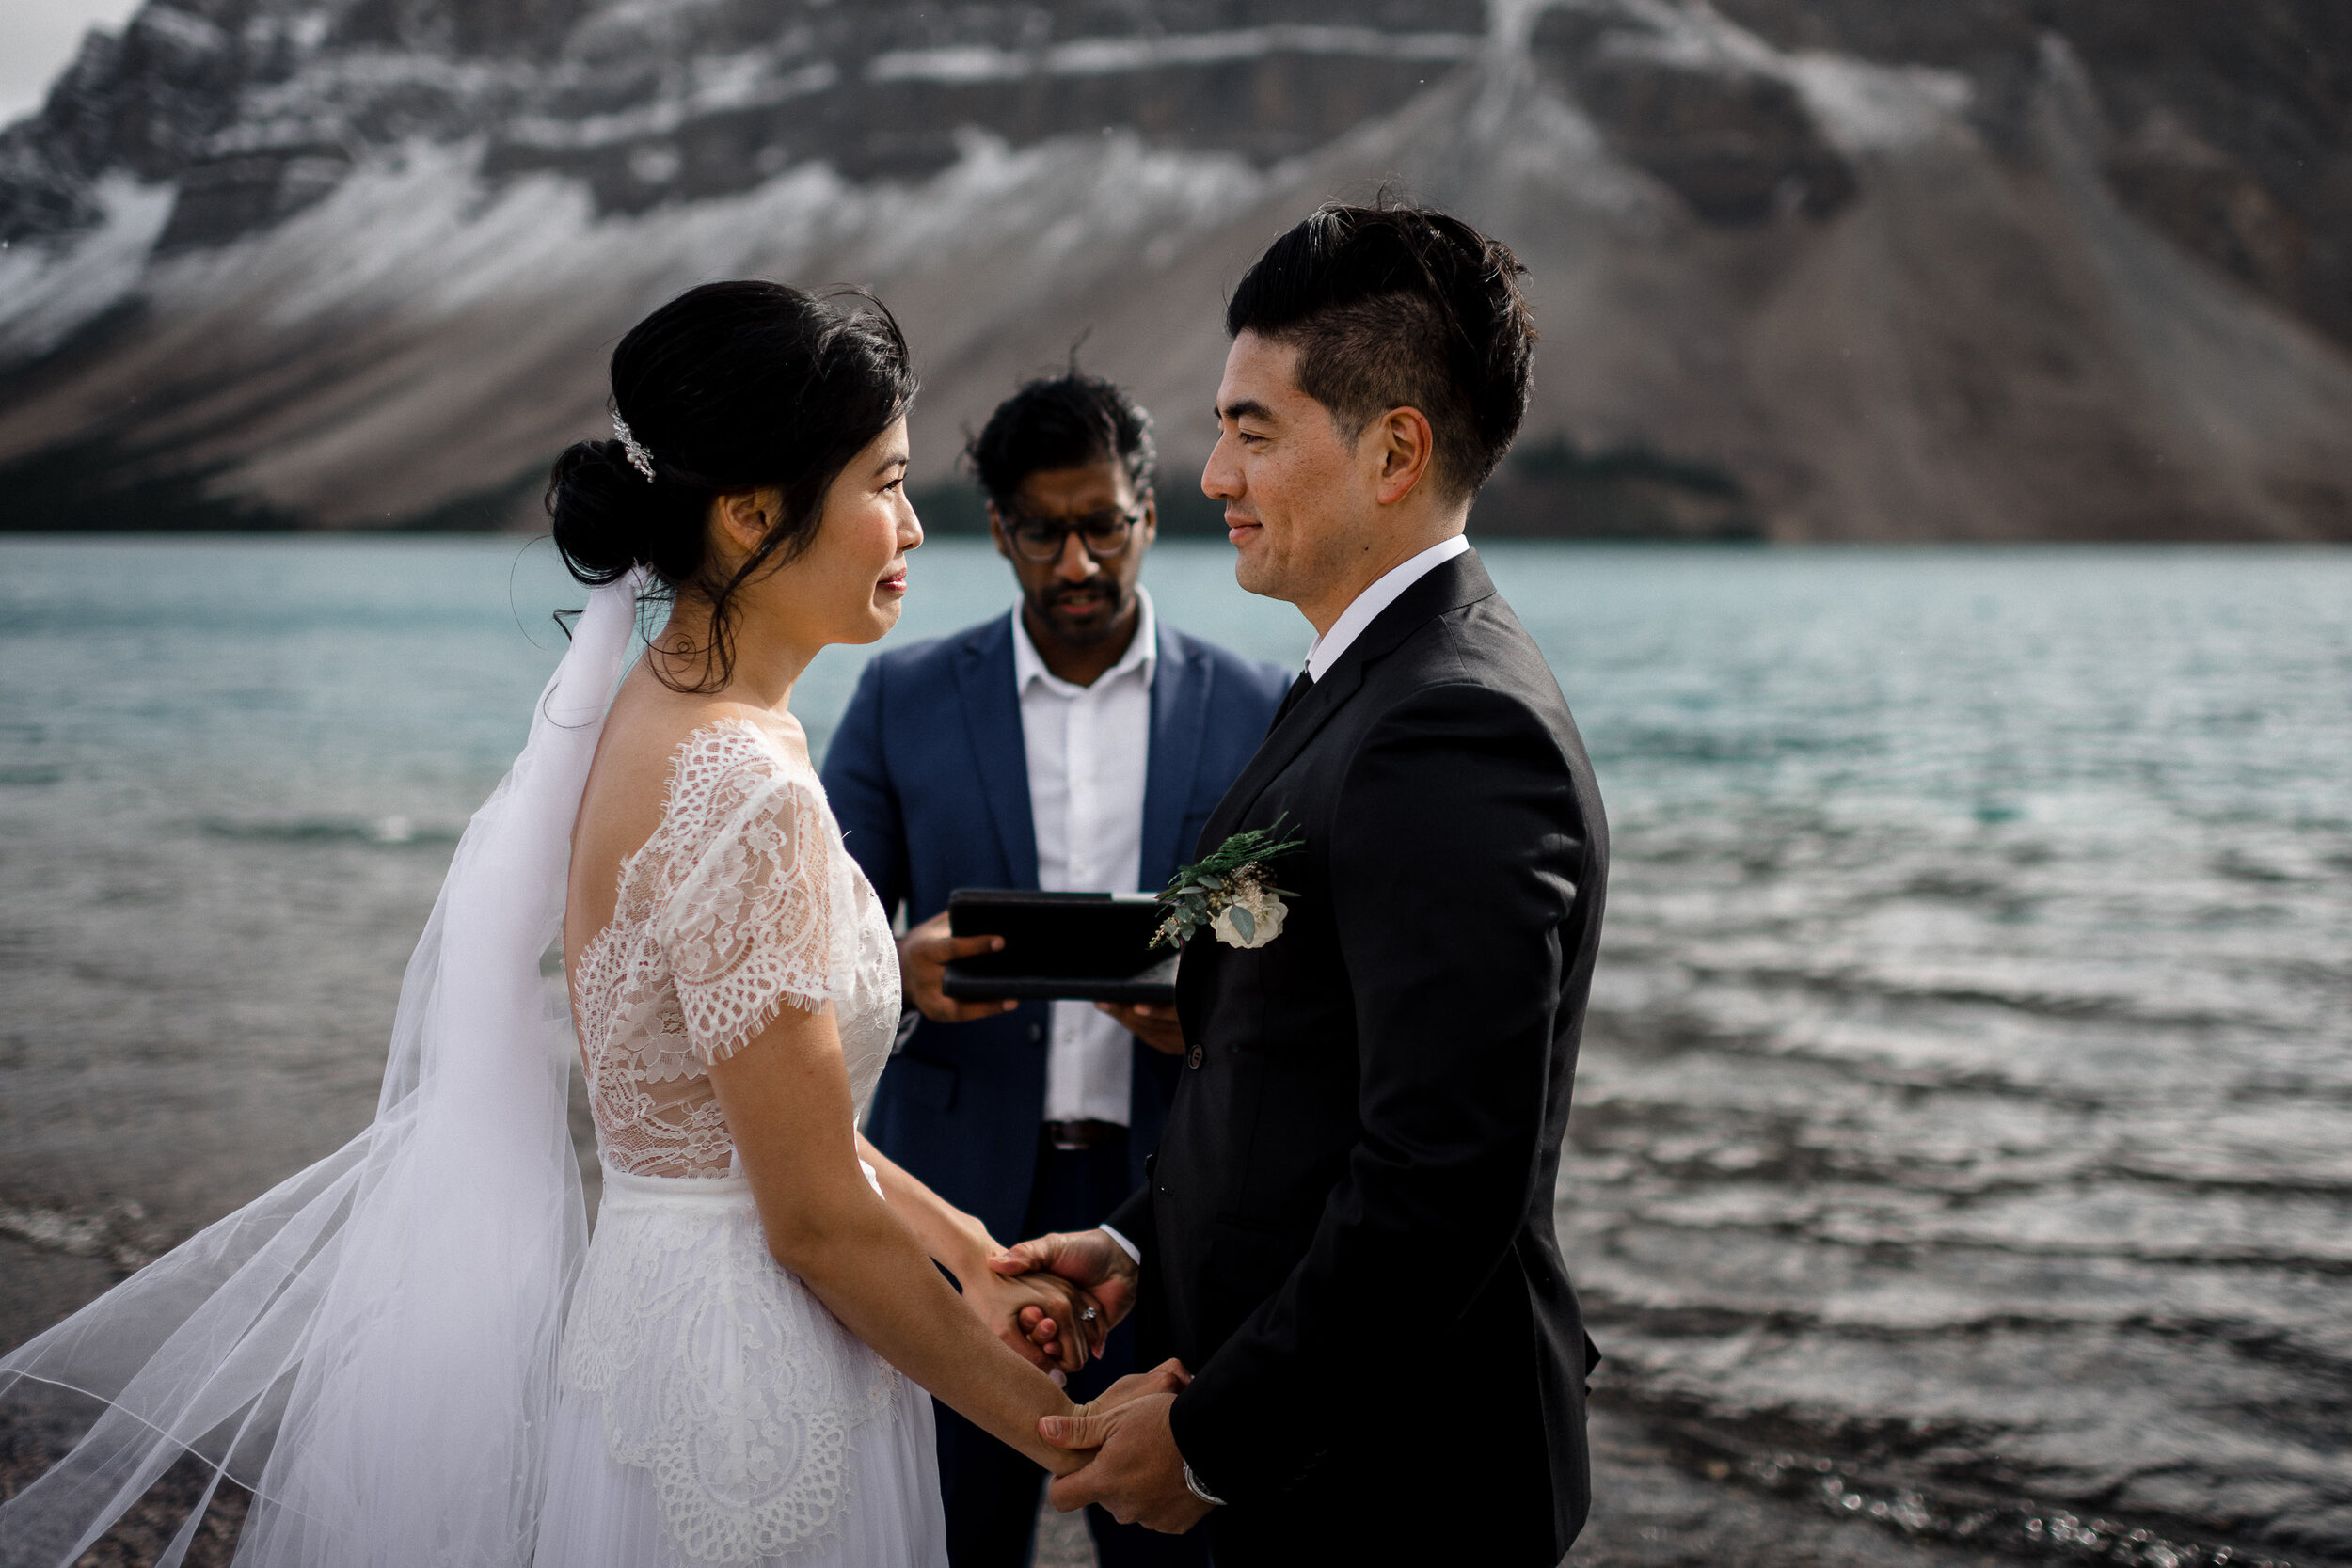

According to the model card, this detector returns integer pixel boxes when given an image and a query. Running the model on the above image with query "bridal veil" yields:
[0,569,645,1566]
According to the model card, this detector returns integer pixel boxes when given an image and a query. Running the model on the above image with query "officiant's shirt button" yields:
[1187,1045,1203,1069]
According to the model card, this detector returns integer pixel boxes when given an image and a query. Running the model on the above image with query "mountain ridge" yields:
[2,0,2347,541]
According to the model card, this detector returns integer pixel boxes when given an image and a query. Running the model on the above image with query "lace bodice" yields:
[570,721,901,1178]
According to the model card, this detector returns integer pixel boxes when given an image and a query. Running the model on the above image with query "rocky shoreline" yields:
[10,1389,2297,1568]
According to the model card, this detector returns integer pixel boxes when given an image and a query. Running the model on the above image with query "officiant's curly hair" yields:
[963,359,1157,511]
[1226,198,1534,501]
[546,279,917,690]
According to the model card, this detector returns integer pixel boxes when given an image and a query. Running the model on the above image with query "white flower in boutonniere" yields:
[1152,818,1304,952]
[1211,870,1288,949]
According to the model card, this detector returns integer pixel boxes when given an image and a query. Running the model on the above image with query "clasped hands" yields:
[987,1227,1216,1534]
[900,912,1204,1529]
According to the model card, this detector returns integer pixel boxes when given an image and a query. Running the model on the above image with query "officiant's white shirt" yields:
[1302,533,1470,682]
[1012,589,1158,1127]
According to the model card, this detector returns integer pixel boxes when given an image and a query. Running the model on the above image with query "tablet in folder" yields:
[940,889,1177,1006]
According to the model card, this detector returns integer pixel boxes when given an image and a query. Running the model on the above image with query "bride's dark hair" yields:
[547,279,916,690]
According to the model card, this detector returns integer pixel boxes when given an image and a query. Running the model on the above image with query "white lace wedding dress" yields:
[536,719,948,1568]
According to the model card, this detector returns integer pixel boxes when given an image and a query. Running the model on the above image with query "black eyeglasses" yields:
[999,506,1145,563]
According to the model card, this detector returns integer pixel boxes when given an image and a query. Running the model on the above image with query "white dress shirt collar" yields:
[1302,534,1470,682]
[1011,586,1158,694]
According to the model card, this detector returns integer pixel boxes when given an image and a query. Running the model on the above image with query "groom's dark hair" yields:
[1226,198,1534,502]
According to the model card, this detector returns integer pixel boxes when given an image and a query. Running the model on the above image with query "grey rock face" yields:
[1710,0,2352,352]
[1532,6,1855,226]
[0,12,246,244]
[4,1,1491,247]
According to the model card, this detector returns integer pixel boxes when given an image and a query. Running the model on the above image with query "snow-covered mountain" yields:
[2,0,2347,539]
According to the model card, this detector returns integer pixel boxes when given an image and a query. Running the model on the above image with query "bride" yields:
[0,280,1174,1567]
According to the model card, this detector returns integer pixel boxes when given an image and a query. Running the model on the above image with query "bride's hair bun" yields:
[543,280,915,641]
[547,437,704,586]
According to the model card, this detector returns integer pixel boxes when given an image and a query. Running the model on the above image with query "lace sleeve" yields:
[652,763,860,1066]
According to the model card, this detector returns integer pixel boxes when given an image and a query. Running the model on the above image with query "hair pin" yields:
[612,414,656,483]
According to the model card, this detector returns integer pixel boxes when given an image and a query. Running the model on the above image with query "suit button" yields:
[1186,1044,1203,1069]
[1029,1023,1043,1043]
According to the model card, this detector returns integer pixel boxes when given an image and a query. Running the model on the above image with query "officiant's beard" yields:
[1033,579,1133,648]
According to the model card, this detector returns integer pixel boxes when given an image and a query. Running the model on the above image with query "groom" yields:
[994,202,1610,1564]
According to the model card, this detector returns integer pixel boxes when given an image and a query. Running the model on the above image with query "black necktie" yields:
[1271,670,1313,732]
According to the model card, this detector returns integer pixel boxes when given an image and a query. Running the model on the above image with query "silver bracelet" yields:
[1182,1460,1227,1508]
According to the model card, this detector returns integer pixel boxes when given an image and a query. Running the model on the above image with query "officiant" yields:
[822,371,1287,1568]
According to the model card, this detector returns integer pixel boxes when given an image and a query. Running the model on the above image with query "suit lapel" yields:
[1199,657,1362,847]
[953,616,1040,888]
[1200,550,1499,846]
[1139,624,1209,890]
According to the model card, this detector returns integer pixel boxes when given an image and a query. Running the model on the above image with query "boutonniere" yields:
[1152,817,1304,952]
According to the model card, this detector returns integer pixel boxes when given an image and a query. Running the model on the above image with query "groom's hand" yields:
[1040,1392,1213,1533]
[898,911,1019,1023]
[989,1227,1139,1331]
[1082,1358,1191,1416]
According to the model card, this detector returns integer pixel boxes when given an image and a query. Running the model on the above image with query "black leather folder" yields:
[940,889,1178,1006]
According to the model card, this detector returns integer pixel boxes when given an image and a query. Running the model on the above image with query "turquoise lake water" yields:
[2,536,2347,1565]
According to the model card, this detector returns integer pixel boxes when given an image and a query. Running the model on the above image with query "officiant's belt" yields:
[1043,1119,1127,1152]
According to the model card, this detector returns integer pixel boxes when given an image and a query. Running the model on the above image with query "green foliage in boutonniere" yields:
[1152,817,1304,951]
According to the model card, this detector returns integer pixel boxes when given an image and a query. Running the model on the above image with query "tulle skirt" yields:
[535,1168,946,1568]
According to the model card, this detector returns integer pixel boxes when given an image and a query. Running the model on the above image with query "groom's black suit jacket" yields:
[1107,550,1607,1565]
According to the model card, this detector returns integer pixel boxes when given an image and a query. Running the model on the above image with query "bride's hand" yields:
[961,1264,1098,1375]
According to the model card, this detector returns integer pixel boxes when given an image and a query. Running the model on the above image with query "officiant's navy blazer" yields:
[822,610,1288,1246]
